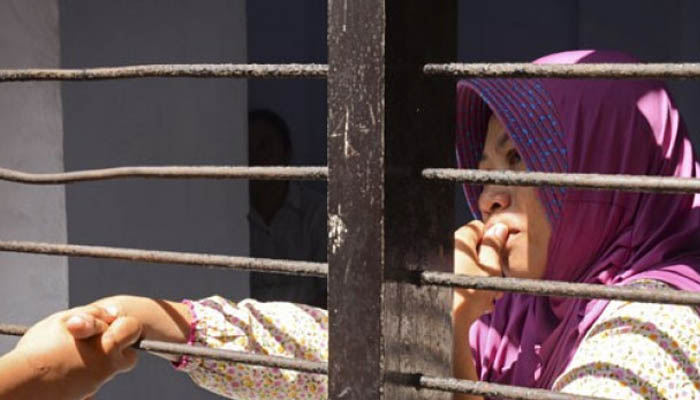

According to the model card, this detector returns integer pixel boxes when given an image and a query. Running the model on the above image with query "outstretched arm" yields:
[92,296,192,361]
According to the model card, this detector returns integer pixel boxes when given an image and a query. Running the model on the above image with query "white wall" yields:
[0,0,68,352]
[60,1,248,398]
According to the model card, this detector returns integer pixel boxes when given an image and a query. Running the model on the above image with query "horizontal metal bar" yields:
[0,324,327,374]
[0,63,328,81]
[0,241,328,277]
[140,340,328,374]
[0,165,328,184]
[424,62,700,79]
[420,272,700,306]
[422,169,700,194]
[418,375,609,400]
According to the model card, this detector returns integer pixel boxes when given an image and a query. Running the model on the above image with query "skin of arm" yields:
[93,221,506,399]
[0,305,142,400]
[92,296,192,361]
[452,220,508,400]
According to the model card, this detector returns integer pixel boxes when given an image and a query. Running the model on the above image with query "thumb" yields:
[477,223,509,276]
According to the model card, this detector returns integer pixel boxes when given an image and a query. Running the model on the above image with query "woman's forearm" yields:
[453,295,484,400]
[93,296,191,343]
[93,295,192,362]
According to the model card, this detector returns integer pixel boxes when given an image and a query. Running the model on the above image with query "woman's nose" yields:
[478,185,511,217]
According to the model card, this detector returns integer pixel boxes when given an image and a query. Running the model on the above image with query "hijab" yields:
[456,49,700,389]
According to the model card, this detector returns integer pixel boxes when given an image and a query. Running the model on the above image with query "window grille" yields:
[1,2,699,400]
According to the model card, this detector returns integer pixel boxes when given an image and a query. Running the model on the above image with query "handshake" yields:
[0,304,143,400]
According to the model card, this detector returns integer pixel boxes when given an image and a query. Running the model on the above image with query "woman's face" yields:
[477,115,551,279]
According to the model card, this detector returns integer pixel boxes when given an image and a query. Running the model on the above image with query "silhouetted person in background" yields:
[248,109,327,308]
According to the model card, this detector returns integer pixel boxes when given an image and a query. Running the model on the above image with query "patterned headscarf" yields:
[457,50,700,389]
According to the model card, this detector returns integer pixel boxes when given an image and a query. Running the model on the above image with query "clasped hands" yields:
[453,220,509,321]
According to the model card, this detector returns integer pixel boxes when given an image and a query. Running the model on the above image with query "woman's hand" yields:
[452,220,509,400]
[453,220,509,321]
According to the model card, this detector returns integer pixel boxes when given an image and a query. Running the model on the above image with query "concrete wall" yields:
[247,0,327,175]
[0,0,68,352]
[60,1,248,399]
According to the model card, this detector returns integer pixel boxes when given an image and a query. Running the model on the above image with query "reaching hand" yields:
[2,305,142,400]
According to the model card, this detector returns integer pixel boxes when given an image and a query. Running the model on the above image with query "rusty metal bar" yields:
[0,325,327,375]
[0,241,327,277]
[0,165,328,184]
[0,324,28,336]
[327,0,387,398]
[420,272,700,306]
[422,169,700,194]
[424,62,700,80]
[328,1,456,400]
[0,63,328,81]
[418,375,609,400]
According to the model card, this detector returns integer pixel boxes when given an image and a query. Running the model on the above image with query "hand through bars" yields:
[0,305,142,400]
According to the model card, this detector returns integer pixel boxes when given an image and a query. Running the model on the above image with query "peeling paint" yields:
[329,212,347,255]
[343,106,359,157]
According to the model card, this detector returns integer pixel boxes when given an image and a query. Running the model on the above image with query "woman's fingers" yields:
[454,220,485,273]
[477,223,509,276]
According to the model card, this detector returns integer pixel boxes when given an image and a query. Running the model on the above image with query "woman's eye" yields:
[507,149,522,166]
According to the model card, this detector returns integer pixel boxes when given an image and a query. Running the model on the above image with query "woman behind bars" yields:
[95,50,700,400]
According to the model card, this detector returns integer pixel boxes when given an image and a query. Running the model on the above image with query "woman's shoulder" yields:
[553,279,700,399]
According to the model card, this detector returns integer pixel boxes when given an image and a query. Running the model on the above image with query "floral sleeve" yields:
[553,281,700,399]
[173,296,328,400]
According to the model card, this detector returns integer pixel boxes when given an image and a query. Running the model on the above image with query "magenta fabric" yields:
[456,50,700,391]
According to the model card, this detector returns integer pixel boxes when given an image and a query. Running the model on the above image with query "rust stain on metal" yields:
[418,375,606,400]
[424,62,700,80]
[0,63,328,81]
[422,168,700,194]
[0,324,327,375]
[0,166,328,185]
[0,240,328,277]
[420,272,700,306]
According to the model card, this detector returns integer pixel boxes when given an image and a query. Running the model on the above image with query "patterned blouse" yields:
[175,282,700,400]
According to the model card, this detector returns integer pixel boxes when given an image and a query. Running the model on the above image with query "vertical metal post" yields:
[328,1,456,399]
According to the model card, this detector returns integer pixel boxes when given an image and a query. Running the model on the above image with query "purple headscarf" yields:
[456,50,700,389]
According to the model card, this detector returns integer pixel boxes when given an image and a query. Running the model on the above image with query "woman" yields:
[96,50,700,400]
[454,49,700,399]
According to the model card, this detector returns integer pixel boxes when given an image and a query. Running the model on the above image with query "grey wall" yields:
[60,1,248,399]
[247,0,327,172]
[0,0,68,353]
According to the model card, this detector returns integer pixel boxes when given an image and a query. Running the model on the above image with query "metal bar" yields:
[327,0,386,398]
[0,324,29,336]
[420,272,700,306]
[0,241,327,277]
[0,325,327,375]
[424,62,700,80]
[328,1,456,400]
[418,375,609,400]
[422,169,700,194]
[0,165,328,184]
[0,64,328,81]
